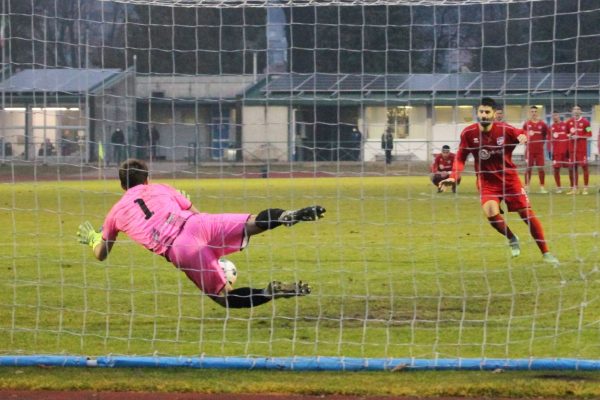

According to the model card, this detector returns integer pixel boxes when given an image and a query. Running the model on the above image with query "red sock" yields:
[553,168,561,187]
[524,169,531,186]
[517,209,549,254]
[539,169,545,185]
[583,165,589,186]
[487,214,515,239]
[568,168,574,187]
[573,167,579,187]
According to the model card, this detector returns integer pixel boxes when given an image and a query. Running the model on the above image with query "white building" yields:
[1,71,599,164]
[0,68,134,163]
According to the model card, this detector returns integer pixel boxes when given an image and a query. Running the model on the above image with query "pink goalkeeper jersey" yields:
[102,183,194,256]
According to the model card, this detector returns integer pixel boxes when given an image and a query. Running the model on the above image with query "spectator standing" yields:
[111,128,125,166]
[381,129,394,165]
[136,126,150,160]
[150,125,160,160]
[39,138,55,157]
[351,126,362,161]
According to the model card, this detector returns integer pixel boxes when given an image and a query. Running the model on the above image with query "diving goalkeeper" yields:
[77,158,326,308]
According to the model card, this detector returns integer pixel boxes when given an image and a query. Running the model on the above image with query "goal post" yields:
[1,0,600,372]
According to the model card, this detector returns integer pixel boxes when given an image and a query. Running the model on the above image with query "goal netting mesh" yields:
[1,0,600,370]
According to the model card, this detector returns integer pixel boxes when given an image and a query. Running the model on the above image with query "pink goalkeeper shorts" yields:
[165,213,251,295]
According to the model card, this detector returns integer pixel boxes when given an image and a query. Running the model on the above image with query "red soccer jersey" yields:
[431,152,455,173]
[565,116,591,155]
[522,119,549,155]
[550,121,569,158]
[451,122,523,192]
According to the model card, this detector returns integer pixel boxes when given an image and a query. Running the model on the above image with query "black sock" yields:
[221,287,273,308]
[254,208,285,230]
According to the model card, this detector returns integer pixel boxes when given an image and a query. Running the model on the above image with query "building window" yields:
[434,106,453,124]
[433,105,473,124]
[31,107,86,159]
[386,106,410,138]
[505,105,523,123]
[457,105,474,123]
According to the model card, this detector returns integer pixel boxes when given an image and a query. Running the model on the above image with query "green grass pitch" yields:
[1,175,599,361]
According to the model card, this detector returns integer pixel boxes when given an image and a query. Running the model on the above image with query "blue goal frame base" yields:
[1,356,600,371]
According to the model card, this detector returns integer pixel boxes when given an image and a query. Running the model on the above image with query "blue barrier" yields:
[2,355,600,371]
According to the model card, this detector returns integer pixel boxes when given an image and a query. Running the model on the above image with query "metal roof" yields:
[261,72,600,95]
[0,68,123,94]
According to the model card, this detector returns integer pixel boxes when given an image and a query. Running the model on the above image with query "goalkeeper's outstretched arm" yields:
[77,221,113,261]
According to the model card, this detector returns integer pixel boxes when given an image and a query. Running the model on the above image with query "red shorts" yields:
[569,151,588,166]
[480,186,530,212]
[165,213,251,295]
[552,152,569,168]
[525,152,545,167]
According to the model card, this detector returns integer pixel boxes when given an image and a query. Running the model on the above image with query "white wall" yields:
[364,106,387,139]
[242,106,289,162]
[431,123,467,153]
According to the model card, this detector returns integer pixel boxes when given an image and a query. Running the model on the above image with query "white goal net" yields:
[1,0,600,370]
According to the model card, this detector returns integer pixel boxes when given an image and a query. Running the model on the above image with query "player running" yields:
[565,105,592,195]
[77,158,326,308]
[438,97,559,265]
[549,111,570,193]
[522,106,549,193]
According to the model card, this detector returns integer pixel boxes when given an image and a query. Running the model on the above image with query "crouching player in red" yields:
[430,145,460,193]
[438,98,559,265]
[77,158,326,308]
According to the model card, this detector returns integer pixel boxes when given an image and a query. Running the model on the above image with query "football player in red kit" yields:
[565,105,592,195]
[522,106,549,193]
[439,98,559,265]
[431,145,460,192]
[549,111,570,193]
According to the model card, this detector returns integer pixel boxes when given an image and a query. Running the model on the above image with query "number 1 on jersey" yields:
[134,198,154,220]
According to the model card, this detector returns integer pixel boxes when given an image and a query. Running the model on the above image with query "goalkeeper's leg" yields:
[246,205,326,235]
[209,281,311,308]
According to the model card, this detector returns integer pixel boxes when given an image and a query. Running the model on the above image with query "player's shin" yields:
[582,165,589,186]
[553,168,561,188]
[568,167,575,188]
[517,209,549,254]
[487,214,515,240]
[524,169,531,186]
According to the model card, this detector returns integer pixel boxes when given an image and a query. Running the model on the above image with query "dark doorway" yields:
[294,106,361,161]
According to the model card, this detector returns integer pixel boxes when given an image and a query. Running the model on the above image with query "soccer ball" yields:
[218,258,237,286]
